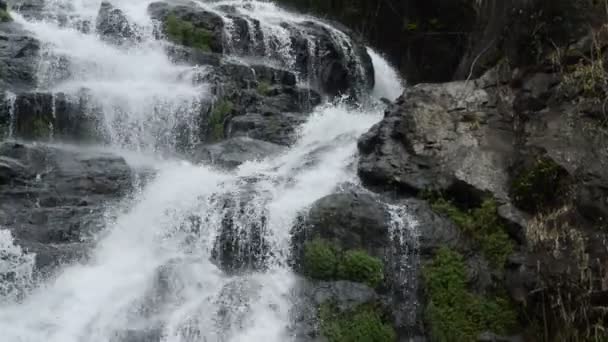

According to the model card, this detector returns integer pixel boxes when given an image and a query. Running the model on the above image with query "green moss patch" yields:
[303,238,384,288]
[319,303,396,342]
[256,80,272,96]
[430,197,513,269]
[208,99,233,141]
[164,13,212,51]
[423,247,518,342]
[511,157,566,212]
[0,8,11,22]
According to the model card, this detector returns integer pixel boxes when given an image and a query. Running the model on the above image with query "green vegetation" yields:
[319,303,396,342]
[0,8,11,22]
[164,13,212,51]
[303,238,384,288]
[256,80,272,96]
[208,100,233,141]
[29,116,51,139]
[423,248,518,342]
[511,157,565,212]
[337,250,384,288]
[429,197,513,269]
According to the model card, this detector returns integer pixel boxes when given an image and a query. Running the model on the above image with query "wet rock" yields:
[96,1,139,45]
[193,137,283,169]
[0,142,132,274]
[292,191,391,267]
[9,92,103,142]
[148,1,224,54]
[0,21,40,92]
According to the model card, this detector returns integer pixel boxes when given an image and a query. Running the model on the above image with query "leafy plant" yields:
[165,13,212,51]
[423,247,518,342]
[430,197,513,269]
[511,157,565,212]
[208,100,233,141]
[319,303,396,342]
[302,239,384,288]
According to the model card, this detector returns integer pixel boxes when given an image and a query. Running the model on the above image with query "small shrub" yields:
[303,238,339,280]
[337,250,384,288]
[423,248,518,342]
[430,198,513,269]
[511,157,565,212]
[302,239,385,288]
[319,303,396,342]
[165,13,212,51]
[208,100,233,141]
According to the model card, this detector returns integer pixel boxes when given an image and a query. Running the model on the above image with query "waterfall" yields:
[0,1,414,341]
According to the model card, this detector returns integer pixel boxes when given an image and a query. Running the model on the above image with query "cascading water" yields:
[0,1,414,341]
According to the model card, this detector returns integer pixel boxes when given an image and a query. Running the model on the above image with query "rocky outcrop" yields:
[358,28,608,337]
[0,142,132,274]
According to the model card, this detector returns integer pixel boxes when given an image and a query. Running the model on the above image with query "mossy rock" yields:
[319,303,396,342]
[511,156,568,213]
[423,247,518,342]
[302,238,384,288]
[164,13,212,51]
[428,196,513,269]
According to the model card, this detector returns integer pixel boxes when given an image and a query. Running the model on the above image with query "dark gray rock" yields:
[7,92,103,142]
[193,137,283,169]
[148,1,224,54]
[292,191,391,265]
[0,21,40,92]
[0,142,132,274]
[96,1,139,45]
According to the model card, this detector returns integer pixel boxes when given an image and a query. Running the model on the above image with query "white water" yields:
[0,1,411,341]
[367,48,404,101]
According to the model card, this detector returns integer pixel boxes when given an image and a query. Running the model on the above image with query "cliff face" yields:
[278,0,606,84]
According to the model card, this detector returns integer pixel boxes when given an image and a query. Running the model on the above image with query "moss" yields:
[302,239,384,288]
[0,8,11,22]
[208,100,233,141]
[511,157,565,212]
[423,248,518,342]
[256,80,272,96]
[164,13,212,51]
[430,197,513,269]
[319,303,396,342]
[337,250,384,288]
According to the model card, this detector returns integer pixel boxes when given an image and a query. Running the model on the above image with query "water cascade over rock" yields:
[0,0,416,341]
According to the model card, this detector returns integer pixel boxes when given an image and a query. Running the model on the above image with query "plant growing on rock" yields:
[303,238,339,280]
[430,197,513,269]
[302,238,384,288]
[511,156,566,213]
[208,100,233,141]
[164,13,212,51]
[423,247,518,342]
[0,8,11,22]
[337,250,384,288]
[319,303,396,342]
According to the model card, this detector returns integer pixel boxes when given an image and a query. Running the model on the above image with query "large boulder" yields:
[0,142,132,274]
[358,76,516,204]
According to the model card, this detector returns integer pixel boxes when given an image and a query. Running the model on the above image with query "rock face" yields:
[95,1,139,45]
[0,21,40,92]
[0,142,132,274]
[357,27,608,337]
[192,137,283,169]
